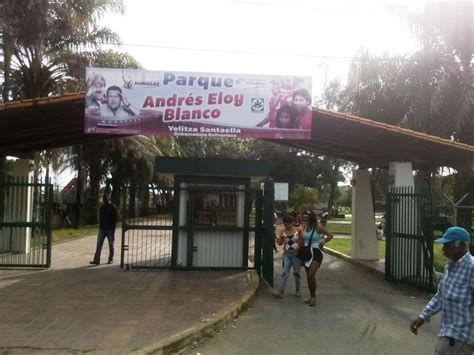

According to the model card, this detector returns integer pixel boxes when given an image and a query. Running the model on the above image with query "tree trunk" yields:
[327,161,340,216]
[111,172,123,214]
[85,162,102,224]
[74,147,83,228]
[140,183,150,217]
[128,179,137,219]
[2,32,14,102]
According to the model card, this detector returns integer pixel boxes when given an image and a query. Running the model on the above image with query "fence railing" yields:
[120,183,273,284]
[385,187,434,290]
[0,177,52,267]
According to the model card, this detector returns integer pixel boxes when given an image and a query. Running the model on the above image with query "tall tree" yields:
[0,0,123,100]
[404,2,473,232]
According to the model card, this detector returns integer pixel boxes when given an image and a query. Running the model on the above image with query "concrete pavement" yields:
[0,231,443,355]
[182,250,441,355]
[0,233,257,354]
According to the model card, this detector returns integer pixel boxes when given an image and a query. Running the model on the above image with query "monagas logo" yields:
[122,72,133,89]
[251,98,264,113]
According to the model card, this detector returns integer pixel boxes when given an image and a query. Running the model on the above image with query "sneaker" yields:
[89,261,100,265]
[295,291,301,297]
[271,290,283,299]
[107,260,113,264]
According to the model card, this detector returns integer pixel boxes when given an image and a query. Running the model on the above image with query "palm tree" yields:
[1,0,124,100]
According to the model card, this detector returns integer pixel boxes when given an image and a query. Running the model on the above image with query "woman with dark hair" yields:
[272,214,303,298]
[275,105,298,129]
[302,211,333,306]
[292,88,312,130]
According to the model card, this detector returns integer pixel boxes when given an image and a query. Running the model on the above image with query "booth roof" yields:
[155,157,269,180]
[0,92,473,169]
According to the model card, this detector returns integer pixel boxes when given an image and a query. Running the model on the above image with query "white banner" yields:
[85,68,312,139]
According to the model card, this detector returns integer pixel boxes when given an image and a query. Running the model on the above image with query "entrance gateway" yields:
[1,91,473,291]
[120,157,275,285]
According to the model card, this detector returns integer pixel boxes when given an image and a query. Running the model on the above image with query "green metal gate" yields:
[120,180,274,285]
[0,177,53,268]
[385,187,434,290]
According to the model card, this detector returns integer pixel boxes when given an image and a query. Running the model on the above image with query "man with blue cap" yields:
[410,226,473,354]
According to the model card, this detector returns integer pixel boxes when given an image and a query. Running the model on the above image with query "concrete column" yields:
[351,169,378,260]
[2,159,34,253]
[388,162,417,235]
[387,162,425,280]
[388,162,415,188]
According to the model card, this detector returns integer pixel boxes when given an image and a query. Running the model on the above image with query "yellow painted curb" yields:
[133,270,260,355]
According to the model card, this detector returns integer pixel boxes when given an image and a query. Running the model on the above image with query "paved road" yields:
[184,253,440,355]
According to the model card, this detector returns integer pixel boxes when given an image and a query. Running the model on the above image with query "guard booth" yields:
[121,157,275,284]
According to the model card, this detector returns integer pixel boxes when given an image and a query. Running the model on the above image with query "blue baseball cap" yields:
[434,226,470,244]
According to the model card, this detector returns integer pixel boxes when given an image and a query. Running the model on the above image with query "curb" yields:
[323,247,385,277]
[325,248,444,288]
[133,270,260,355]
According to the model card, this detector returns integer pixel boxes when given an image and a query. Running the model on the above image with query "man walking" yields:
[410,226,473,354]
[90,195,117,265]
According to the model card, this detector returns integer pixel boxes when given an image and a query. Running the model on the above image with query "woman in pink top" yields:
[272,214,303,298]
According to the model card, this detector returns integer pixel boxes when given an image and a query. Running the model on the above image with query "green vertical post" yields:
[45,179,53,267]
[263,178,274,287]
[385,191,392,280]
[171,179,181,267]
[254,190,263,276]
[186,187,194,268]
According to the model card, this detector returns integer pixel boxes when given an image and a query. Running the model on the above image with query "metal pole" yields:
[442,192,469,225]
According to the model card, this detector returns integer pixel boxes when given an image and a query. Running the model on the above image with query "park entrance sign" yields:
[84,68,312,139]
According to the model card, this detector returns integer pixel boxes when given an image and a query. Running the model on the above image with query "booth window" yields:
[190,187,240,226]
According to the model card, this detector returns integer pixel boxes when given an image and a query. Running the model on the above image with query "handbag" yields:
[297,227,315,262]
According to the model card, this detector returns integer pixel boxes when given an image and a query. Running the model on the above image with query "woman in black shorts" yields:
[301,211,333,306]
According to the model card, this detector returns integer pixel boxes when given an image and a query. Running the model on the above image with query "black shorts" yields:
[311,248,323,264]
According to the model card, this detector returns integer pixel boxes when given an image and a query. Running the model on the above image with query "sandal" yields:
[271,290,283,299]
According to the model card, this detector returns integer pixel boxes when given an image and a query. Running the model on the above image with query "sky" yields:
[57,0,430,188]
[101,0,427,96]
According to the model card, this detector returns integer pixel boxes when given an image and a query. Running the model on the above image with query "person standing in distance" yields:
[90,195,117,265]
[410,226,473,354]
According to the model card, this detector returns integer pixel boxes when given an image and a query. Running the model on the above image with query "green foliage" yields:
[336,185,352,210]
[0,0,125,100]
[52,225,98,244]
[339,49,410,126]
[289,184,318,211]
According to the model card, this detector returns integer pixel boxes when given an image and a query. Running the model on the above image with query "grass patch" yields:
[326,222,351,234]
[328,238,385,257]
[52,225,98,244]
[327,238,446,272]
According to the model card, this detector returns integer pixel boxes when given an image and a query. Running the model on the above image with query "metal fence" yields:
[385,187,434,290]
[120,182,274,285]
[0,177,52,267]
